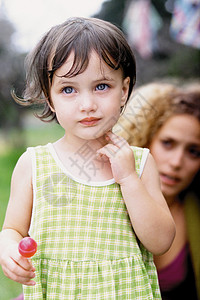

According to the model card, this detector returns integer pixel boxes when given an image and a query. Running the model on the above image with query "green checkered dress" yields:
[23,143,161,299]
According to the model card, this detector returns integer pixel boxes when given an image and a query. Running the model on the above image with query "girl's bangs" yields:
[49,30,121,80]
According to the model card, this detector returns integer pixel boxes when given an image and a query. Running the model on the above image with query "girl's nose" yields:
[79,93,97,112]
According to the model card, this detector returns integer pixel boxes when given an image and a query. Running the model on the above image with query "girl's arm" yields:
[97,132,176,255]
[0,151,36,285]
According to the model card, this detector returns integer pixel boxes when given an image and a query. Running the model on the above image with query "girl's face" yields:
[49,51,130,143]
[149,114,200,203]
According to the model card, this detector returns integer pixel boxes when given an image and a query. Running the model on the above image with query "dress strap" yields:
[139,148,149,177]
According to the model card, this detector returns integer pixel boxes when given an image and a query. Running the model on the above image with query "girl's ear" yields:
[121,77,130,106]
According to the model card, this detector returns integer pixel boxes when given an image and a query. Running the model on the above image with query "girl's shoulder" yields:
[26,143,53,164]
[12,144,52,178]
[10,149,33,190]
[13,149,32,176]
[27,143,50,155]
[130,146,149,159]
[130,146,150,177]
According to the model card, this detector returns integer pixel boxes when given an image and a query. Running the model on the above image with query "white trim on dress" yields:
[27,147,37,235]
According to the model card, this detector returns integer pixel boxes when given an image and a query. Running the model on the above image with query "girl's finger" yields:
[18,256,35,272]
[97,144,119,159]
[106,132,128,148]
[5,257,36,279]
[4,266,36,285]
[12,250,35,271]
[5,242,35,272]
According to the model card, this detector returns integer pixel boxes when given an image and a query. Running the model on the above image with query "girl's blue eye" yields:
[96,84,108,91]
[63,87,74,94]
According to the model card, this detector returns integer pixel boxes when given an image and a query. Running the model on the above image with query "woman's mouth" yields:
[80,117,101,126]
[160,173,181,186]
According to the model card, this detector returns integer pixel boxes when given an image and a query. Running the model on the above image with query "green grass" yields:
[0,122,64,299]
[0,148,25,299]
[23,121,64,147]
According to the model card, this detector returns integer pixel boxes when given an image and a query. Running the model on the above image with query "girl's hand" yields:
[0,242,36,286]
[97,132,136,184]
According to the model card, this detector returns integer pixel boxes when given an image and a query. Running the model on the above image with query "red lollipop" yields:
[18,237,37,258]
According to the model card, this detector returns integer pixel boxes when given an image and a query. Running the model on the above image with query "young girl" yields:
[0,18,175,299]
[117,82,200,299]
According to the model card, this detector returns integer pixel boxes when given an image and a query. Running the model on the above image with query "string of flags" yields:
[123,0,200,59]
[170,0,200,49]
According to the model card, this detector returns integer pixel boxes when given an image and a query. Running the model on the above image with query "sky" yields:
[1,0,105,52]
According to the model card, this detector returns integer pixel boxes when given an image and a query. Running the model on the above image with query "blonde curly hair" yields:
[114,81,200,147]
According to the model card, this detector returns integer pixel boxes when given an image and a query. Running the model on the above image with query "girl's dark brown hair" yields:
[13,17,136,122]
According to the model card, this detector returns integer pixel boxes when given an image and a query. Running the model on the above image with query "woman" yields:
[116,82,200,299]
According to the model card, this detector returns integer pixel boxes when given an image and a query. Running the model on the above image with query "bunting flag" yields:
[170,0,200,48]
[123,0,162,58]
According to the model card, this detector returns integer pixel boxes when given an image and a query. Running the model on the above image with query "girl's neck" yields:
[56,134,107,154]
[52,134,113,182]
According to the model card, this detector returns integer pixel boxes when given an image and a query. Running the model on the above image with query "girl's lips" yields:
[79,117,101,126]
[160,173,181,186]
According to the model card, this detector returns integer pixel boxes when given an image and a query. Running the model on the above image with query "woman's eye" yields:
[188,147,200,158]
[161,140,172,148]
[96,84,109,91]
[63,87,75,94]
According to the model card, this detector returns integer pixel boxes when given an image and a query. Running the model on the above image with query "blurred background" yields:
[0,0,199,298]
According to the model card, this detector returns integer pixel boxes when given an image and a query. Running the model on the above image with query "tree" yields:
[0,13,27,146]
[93,0,130,29]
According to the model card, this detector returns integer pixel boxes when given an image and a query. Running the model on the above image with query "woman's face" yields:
[149,114,200,203]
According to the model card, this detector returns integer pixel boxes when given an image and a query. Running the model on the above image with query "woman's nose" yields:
[170,149,184,169]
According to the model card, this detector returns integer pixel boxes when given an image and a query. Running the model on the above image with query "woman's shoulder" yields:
[184,192,200,221]
[184,193,200,298]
